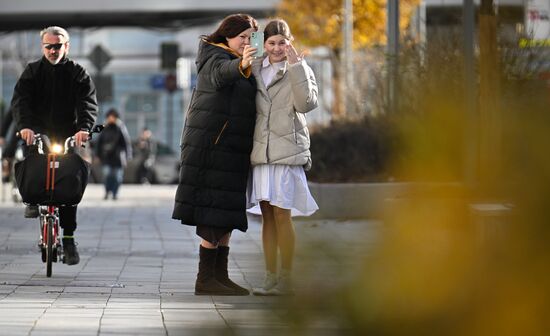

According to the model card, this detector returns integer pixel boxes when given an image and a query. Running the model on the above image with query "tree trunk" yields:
[330,49,346,120]
[478,0,502,196]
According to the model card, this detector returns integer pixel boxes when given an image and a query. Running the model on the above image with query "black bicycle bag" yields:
[14,151,90,206]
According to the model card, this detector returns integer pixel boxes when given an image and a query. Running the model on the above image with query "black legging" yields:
[59,206,77,234]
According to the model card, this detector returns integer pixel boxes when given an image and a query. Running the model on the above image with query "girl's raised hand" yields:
[286,43,304,65]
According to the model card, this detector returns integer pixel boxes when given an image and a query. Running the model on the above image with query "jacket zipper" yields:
[214,120,229,145]
[266,102,271,162]
[49,67,56,132]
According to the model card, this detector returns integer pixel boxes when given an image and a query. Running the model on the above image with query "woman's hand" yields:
[241,45,257,69]
[286,43,304,65]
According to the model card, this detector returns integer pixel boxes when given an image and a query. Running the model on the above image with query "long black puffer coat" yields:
[172,40,257,232]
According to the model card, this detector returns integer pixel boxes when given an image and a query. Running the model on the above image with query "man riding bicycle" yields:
[10,26,98,265]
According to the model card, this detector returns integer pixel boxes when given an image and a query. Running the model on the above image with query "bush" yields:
[307,115,399,183]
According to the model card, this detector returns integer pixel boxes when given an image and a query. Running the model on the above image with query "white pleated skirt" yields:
[247,164,319,217]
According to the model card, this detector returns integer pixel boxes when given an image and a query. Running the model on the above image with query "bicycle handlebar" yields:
[16,125,104,154]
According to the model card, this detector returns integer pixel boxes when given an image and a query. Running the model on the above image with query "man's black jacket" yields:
[11,56,98,140]
[0,109,13,137]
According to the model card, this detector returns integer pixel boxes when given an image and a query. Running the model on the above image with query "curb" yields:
[308,182,464,220]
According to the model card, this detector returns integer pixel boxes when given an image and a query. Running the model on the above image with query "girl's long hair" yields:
[263,19,293,42]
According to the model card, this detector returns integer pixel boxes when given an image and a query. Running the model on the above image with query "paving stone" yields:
[0,184,376,335]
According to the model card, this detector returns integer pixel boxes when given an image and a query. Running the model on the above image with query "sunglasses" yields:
[43,43,64,50]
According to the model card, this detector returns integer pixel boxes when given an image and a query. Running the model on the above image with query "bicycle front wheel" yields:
[46,217,54,277]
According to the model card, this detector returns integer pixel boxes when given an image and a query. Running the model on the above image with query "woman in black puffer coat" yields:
[172,14,258,296]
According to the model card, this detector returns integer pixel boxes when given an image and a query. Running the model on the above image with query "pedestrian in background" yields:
[0,108,13,149]
[248,19,319,296]
[95,108,132,200]
[0,109,17,183]
[136,127,157,184]
[172,13,258,296]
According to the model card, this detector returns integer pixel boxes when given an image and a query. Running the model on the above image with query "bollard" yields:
[470,203,512,247]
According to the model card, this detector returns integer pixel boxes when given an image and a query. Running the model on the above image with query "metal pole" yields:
[478,0,501,196]
[0,146,3,203]
[463,0,478,189]
[0,49,4,129]
[0,49,3,109]
[0,50,4,202]
[387,0,399,113]
[343,0,353,115]
[166,92,173,149]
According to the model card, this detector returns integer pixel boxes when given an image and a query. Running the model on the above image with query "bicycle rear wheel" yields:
[46,217,54,277]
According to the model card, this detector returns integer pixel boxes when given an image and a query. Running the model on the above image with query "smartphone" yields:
[250,32,264,57]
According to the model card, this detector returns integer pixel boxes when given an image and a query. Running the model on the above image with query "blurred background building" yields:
[415,0,526,41]
[0,0,335,153]
[0,0,546,151]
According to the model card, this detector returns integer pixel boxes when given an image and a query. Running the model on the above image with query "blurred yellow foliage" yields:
[277,0,420,117]
[265,15,550,332]
[278,0,420,50]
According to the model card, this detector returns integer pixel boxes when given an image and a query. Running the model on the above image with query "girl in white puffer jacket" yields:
[248,19,319,296]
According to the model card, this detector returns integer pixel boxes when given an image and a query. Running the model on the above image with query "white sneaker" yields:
[252,271,278,296]
[269,270,294,296]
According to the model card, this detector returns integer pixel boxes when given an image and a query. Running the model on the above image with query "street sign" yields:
[527,0,550,41]
[150,75,165,90]
[88,45,112,72]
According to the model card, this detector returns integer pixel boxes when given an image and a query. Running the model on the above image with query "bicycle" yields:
[16,126,103,277]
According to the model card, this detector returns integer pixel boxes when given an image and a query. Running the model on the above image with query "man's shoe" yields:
[40,247,47,263]
[62,238,80,265]
[24,205,39,218]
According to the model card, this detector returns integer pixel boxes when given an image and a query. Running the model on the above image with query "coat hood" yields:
[195,39,239,73]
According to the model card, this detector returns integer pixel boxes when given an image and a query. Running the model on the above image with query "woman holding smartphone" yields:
[172,14,258,296]
[248,19,319,296]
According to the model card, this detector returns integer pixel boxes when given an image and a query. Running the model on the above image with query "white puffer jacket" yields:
[250,57,318,170]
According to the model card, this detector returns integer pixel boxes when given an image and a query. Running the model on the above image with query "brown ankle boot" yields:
[195,245,237,296]
[215,246,249,295]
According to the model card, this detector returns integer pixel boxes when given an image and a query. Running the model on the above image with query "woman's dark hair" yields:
[204,14,258,45]
[264,19,293,42]
[105,108,119,119]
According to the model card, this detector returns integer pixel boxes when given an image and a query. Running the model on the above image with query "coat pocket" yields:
[214,120,229,145]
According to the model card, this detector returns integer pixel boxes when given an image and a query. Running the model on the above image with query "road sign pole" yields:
[0,146,4,203]
[387,0,399,114]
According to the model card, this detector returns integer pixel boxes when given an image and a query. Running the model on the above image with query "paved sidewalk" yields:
[0,184,379,335]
